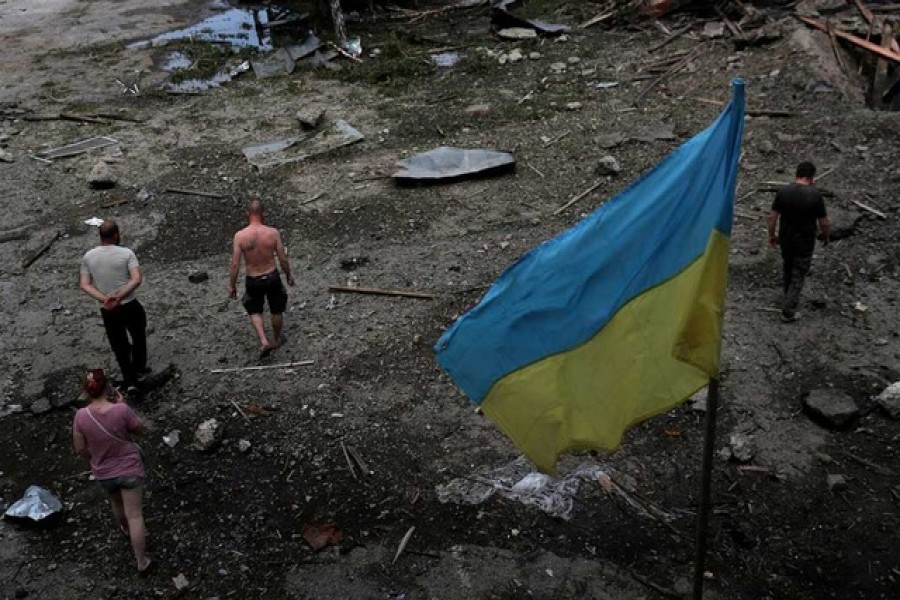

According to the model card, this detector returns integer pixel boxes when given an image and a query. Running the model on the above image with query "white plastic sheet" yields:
[4,485,63,523]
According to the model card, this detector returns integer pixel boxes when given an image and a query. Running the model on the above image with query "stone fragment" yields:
[803,389,860,429]
[238,439,252,453]
[567,56,581,65]
[565,102,583,111]
[296,109,325,130]
[0,148,13,163]
[188,271,209,284]
[595,155,621,176]
[172,574,190,591]
[728,433,755,463]
[141,363,175,391]
[194,418,223,452]
[497,28,537,40]
[550,62,567,73]
[508,48,524,63]
[876,381,900,419]
[529,52,542,60]
[826,474,848,491]
[826,207,861,241]
[88,162,116,189]
[758,140,775,154]
[30,397,52,415]
[687,388,707,412]
[702,22,725,39]
[464,104,491,116]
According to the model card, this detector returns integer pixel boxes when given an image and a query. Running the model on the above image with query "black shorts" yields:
[243,271,288,315]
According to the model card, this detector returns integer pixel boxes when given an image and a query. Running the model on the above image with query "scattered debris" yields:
[188,271,209,284]
[242,119,363,169]
[393,147,515,184]
[826,474,848,491]
[4,486,63,524]
[287,33,322,61]
[35,136,118,160]
[251,48,296,79]
[21,230,62,269]
[437,456,651,521]
[595,155,621,176]
[163,430,180,448]
[728,433,756,463]
[301,521,344,551]
[328,285,435,300]
[210,360,315,374]
[803,389,860,429]
[876,382,900,419]
[393,526,416,564]
[88,162,117,189]
[194,418,223,452]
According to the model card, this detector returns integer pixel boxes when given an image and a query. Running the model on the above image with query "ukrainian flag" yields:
[435,80,745,473]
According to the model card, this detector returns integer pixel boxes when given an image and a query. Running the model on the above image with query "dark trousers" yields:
[101,299,147,385]
[781,248,812,316]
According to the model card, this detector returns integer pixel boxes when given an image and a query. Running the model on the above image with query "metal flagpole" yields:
[692,377,720,600]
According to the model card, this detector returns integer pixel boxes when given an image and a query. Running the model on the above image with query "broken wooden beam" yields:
[21,230,61,268]
[849,198,887,219]
[796,15,900,64]
[165,188,224,199]
[0,225,32,243]
[210,360,314,374]
[328,285,435,300]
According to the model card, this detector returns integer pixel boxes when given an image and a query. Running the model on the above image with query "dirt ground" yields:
[1,0,900,598]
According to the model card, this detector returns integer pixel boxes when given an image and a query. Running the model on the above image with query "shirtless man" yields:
[228,201,296,356]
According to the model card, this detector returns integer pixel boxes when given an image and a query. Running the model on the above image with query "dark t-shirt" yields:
[772,183,826,254]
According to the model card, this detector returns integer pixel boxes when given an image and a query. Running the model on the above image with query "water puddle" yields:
[166,61,251,93]
[129,3,307,52]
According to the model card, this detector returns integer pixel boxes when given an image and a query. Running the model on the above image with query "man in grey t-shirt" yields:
[79,220,148,390]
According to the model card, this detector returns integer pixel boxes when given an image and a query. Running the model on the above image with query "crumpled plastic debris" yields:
[393,147,516,184]
[341,37,362,58]
[4,485,63,523]
[435,457,607,520]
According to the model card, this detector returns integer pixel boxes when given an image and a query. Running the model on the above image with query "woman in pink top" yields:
[72,368,152,574]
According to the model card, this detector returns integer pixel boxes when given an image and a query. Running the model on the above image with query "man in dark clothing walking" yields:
[768,162,830,322]
[79,220,148,391]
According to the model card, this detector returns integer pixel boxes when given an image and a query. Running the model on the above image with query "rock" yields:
[728,433,755,463]
[529,52,542,60]
[758,140,775,154]
[826,474,848,491]
[188,271,209,284]
[497,27,537,40]
[549,62,567,73]
[556,34,569,43]
[172,573,190,591]
[595,133,627,149]
[0,148,13,163]
[238,439,252,453]
[136,188,154,203]
[194,418,223,452]
[565,102,583,111]
[825,207,861,241]
[88,162,116,189]
[508,48,524,63]
[163,430,180,448]
[498,53,508,65]
[815,452,835,464]
[775,132,804,143]
[296,109,325,130]
[803,389,860,429]
[876,381,900,419]
[701,22,725,39]
[567,56,581,65]
[30,397,52,416]
[687,388,707,412]
[595,155,621,176]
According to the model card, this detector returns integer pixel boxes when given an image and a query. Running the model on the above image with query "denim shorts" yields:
[97,476,144,494]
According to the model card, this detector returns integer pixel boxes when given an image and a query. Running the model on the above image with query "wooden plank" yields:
[210,360,314,374]
[849,198,887,219]
[873,23,894,105]
[165,188,224,198]
[328,285,435,300]
[852,0,900,52]
[796,16,900,64]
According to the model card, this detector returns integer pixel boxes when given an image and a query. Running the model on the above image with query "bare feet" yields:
[259,343,274,358]
[273,333,288,350]
[137,558,154,576]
